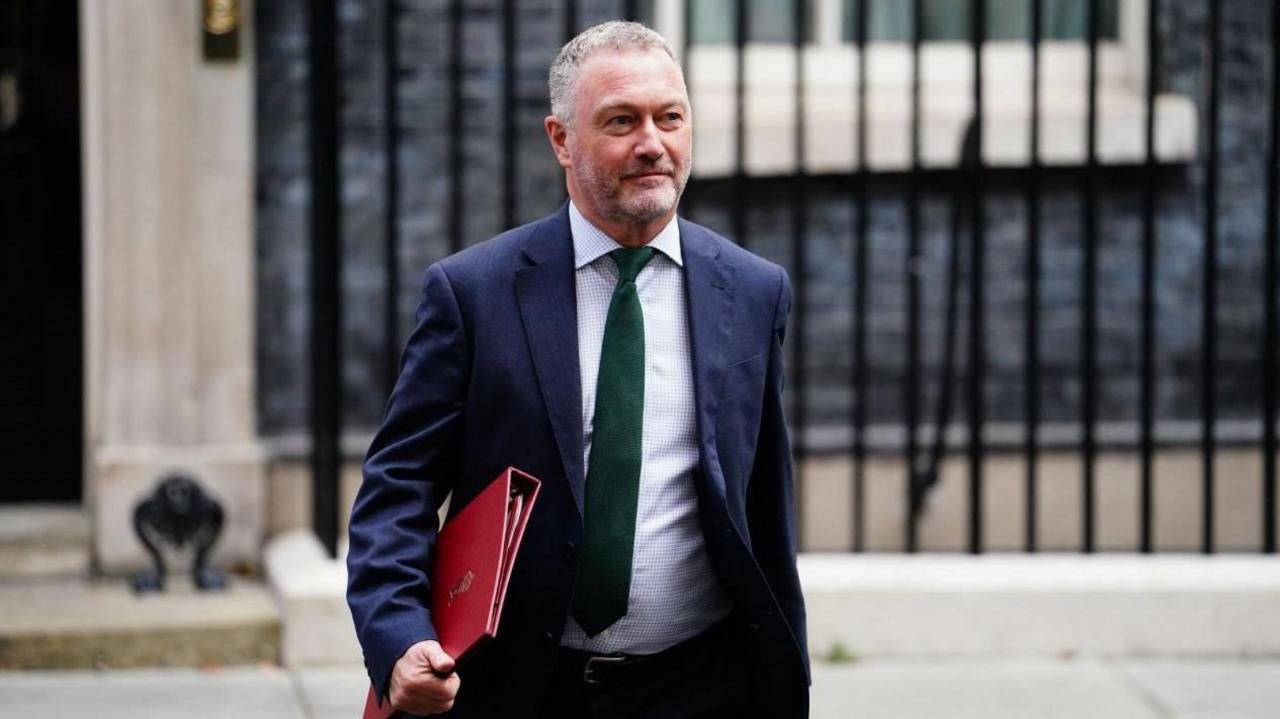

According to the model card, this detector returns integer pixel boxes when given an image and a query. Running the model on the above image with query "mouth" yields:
[623,172,672,181]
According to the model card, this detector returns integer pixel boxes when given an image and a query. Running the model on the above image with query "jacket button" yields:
[748,621,761,633]
[540,630,555,646]
[562,542,578,560]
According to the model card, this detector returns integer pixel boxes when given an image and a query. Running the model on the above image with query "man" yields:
[347,21,808,718]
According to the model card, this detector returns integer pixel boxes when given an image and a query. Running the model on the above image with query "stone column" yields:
[81,0,264,572]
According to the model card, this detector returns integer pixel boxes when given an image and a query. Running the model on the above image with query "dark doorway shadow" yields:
[0,0,82,503]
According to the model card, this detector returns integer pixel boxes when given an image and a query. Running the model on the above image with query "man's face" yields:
[549,47,692,228]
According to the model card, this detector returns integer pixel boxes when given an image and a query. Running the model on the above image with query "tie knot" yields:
[610,247,657,282]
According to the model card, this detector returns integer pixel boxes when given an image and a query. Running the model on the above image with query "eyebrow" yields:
[593,98,688,120]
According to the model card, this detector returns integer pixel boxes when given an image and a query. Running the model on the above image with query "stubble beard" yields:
[571,146,691,228]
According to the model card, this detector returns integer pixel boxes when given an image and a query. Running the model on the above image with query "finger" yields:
[443,672,461,696]
[396,678,456,712]
[425,643,456,674]
[408,641,435,665]
[422,675,460,702]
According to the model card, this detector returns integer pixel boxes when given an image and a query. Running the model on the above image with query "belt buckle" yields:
[582,654,626,685]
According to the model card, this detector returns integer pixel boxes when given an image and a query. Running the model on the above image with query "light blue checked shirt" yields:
[560,202,733,655]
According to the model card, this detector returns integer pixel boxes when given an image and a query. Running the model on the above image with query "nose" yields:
[633,119,664,161]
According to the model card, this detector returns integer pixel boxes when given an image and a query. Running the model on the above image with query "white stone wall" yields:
[81,0,263,572]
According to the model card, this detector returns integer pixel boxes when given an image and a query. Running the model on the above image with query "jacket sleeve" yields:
[346,262,471,698]
[745,266,810,683]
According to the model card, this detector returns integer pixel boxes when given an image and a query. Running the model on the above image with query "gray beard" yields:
[572,155,690,227]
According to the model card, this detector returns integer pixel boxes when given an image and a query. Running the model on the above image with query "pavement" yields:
[2,658,1278,718]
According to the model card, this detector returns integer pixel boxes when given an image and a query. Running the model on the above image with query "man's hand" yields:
[389,640,460,716]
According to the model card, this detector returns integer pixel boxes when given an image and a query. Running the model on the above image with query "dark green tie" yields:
[572,246,657,637]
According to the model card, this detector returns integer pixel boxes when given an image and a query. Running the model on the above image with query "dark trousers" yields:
[535,615,754,719]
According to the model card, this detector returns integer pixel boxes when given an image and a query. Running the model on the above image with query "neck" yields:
[569,198,675,249]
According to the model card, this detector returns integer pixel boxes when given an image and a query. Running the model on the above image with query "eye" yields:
[659,111,683,125]
[606,115,633,127]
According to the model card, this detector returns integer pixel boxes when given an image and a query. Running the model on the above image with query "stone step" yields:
[0,576,281,670]
[802,554,1280,660]
[0,505,91,580]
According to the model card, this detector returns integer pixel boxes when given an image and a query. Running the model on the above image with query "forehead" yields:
[574,47,687,112]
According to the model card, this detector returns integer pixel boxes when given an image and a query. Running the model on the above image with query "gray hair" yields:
[548,21,681,126]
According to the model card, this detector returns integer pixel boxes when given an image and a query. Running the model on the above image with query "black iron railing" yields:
[305,0,1279,557]
[308,0,341,556]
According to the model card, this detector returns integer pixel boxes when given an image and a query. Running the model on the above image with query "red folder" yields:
[362,467,541,719]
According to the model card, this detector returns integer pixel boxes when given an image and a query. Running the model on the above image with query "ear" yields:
[544,115,572,170]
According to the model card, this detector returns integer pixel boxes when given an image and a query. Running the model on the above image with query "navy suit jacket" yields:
[347,204,809,717]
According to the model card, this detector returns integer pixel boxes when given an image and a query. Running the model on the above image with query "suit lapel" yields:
[515,206,586,517]
[514,211,734,519]
[680,219,734,507]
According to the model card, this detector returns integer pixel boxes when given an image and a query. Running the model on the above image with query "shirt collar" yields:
[569,201,683,270]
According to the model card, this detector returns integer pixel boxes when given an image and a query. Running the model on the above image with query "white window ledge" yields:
[686,43,1198,178]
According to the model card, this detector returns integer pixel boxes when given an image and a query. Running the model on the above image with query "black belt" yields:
[556,614,741,687]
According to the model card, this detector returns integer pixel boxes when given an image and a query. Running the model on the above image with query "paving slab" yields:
[293,665,370,719]
[4,659,1278,718]
[811,659,1164,719]
[1114,660,1280,719]
[0,666,305,719]
[304,659,1172,718]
